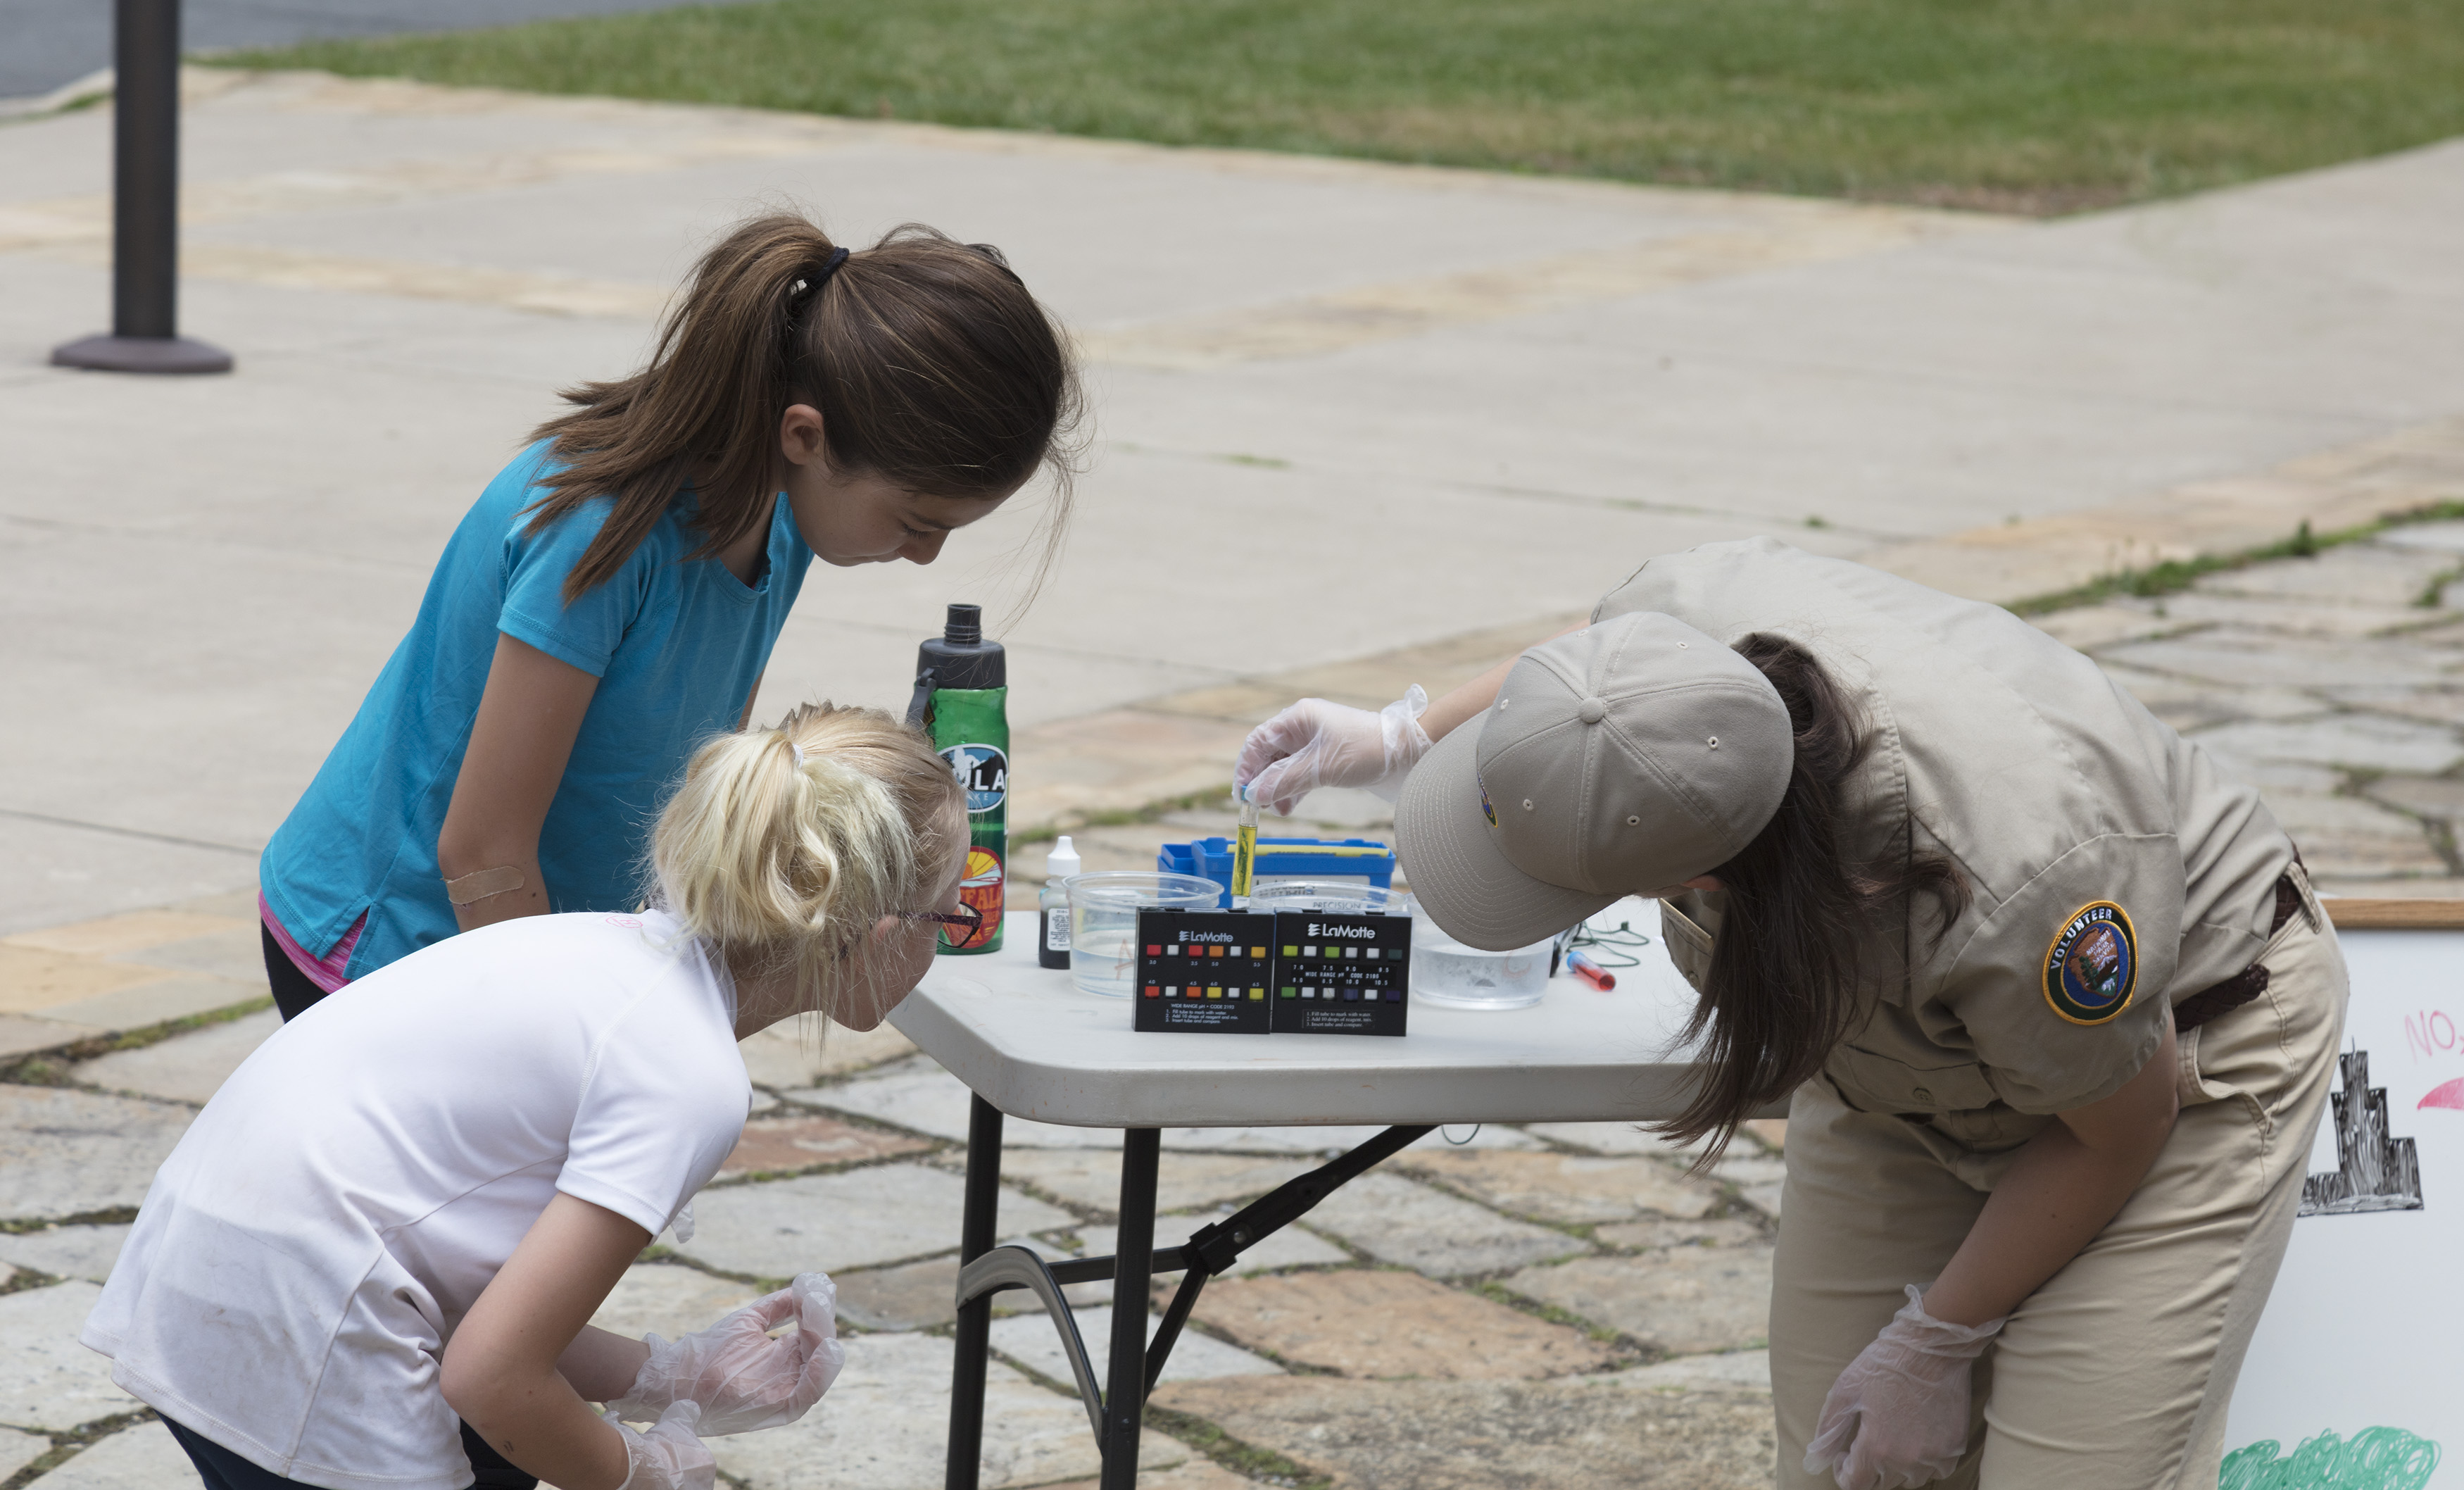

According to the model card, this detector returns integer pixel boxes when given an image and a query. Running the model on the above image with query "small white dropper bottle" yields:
[1038,835,1081,970]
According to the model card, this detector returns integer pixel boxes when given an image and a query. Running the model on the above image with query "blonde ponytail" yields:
[650,701,964,1023]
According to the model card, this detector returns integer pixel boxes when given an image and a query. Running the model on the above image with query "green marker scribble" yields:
[2221,1427,2441,1490]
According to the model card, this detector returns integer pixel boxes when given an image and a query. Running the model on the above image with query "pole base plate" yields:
[51,334,234,375]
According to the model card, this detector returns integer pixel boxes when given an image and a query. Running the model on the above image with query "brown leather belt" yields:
[2172,870,2303,1033]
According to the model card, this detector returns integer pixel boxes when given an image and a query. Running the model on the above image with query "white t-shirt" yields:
[83,910,750,1490]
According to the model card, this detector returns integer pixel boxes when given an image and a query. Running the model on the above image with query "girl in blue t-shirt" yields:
[258,211,1081,1025]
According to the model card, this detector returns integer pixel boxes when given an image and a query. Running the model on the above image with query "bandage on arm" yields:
[445,867,526,906]
[437,634,598,933]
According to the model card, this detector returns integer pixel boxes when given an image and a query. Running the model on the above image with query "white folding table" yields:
[891,906,1756,1490]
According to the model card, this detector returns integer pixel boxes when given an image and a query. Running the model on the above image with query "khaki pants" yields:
[1768,868,2347,1489]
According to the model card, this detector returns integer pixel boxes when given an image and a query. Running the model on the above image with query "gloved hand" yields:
[1803,1285,2004,1490]
[611,1401,715,1490]
[1233,688,1433,817]
[605,1273,844,1436]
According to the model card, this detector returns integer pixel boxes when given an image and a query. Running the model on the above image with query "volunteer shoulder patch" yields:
[2044,901,2137,1026]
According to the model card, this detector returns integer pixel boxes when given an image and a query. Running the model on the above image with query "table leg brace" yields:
[947,1121,1436,1488]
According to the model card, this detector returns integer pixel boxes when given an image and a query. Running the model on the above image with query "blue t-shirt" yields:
[261,442,813,977]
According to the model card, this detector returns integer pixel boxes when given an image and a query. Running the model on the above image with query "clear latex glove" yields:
[1803,1285,2005,1490]
[612,1401,715,1490]
[606,1273,844,1436]
[1233,687,1432,817]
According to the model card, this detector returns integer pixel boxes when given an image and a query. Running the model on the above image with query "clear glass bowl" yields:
[1409,898,1554,1010]
[1065,871,1224,998]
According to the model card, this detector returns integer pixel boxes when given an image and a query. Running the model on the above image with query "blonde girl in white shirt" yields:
[87,701,973,1490]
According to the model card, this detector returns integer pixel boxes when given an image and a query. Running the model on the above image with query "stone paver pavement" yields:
[1152,1375,1775,1490]
[0,1429,45,1484]
[1508,1250,1779,1358]
[0,1089,191,1222]
[986,1306,1285,1388]
[1304,1171,1592,1277]
[986,1151,1316,1216]
[21,1422,200,1490]
[0,898,269,1058]
[708,1331,1190,1490]
[718,1113,934,1180]
[1397,1148,1723,1225]
[0,1226,127,1287]
[2035,518,2464,899]
[1185,1270,1614,1380]
[674,1164,1075,1281]
[68,1009,280,1104]
[0,1283,134,1429]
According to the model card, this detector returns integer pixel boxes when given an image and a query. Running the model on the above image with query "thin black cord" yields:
[1568,916,1653,968]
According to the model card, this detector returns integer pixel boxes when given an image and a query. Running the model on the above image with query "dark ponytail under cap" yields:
[1660,634,1968,1165]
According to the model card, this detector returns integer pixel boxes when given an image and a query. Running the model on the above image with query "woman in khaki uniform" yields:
[1235,537,2345,1489]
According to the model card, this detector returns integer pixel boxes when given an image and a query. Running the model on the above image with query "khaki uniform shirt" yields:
[1597,539,2292,1118]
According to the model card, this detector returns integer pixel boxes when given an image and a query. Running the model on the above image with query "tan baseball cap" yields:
[1396,612,1794,951]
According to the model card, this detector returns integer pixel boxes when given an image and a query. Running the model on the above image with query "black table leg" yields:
[945,1094,1006,1490]
[957,1122,1431,1486]
[1100,1127,1160,1489]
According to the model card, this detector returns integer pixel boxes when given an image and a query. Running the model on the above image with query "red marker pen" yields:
[1566,949,1616,991]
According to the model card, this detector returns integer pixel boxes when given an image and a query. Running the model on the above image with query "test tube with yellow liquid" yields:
[1231,786,1259,908]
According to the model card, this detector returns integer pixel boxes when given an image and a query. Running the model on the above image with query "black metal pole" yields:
[115,0,178,339]
[52,0,233,374]
[1100,1128,1160,1490]
[944,1094,1005,1490]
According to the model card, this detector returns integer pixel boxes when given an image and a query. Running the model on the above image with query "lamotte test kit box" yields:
[1131,908,1410,1036]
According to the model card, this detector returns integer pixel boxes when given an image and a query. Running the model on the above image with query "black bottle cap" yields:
[914,601,1004,691]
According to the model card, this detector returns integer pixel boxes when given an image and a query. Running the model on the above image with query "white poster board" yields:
[2223,918,2462,1487]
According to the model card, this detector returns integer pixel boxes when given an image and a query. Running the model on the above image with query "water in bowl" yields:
[1411,910,1553,1010]
[1065,870,1222,998]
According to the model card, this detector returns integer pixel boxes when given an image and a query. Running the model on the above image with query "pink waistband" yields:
[259,894,365,994]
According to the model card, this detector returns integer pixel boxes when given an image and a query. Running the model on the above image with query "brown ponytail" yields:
[1661,634,1968,1161]
[525,212,1083,603]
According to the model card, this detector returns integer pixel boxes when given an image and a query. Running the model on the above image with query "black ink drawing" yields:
[2300,1048,2425,1216]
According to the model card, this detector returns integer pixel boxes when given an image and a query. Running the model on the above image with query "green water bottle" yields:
[907,603,1007,955]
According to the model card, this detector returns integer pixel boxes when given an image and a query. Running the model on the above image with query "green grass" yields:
[2008,501,2464,615]
[220,0,2464,214]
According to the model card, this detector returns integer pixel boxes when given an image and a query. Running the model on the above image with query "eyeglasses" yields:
[899,905,983,934]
